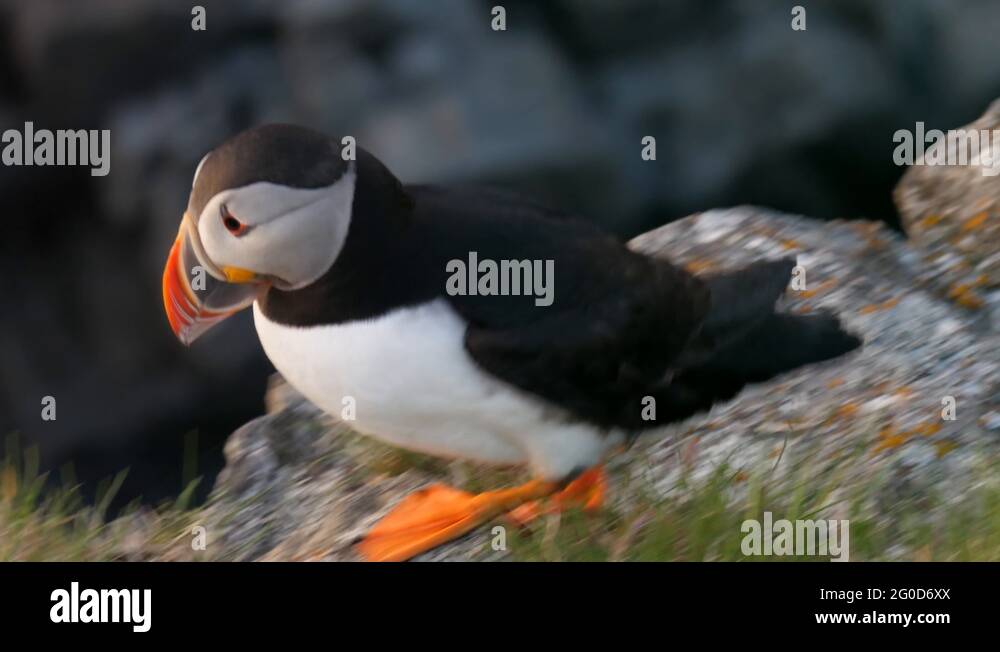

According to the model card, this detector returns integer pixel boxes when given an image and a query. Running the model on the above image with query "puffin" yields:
[162,124,861,561]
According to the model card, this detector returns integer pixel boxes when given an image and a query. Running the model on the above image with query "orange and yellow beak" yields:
[162,216,260,345]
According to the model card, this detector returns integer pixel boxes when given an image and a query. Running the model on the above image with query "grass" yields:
[0,436,203,561]
[501,446,1000,561]
[2,432,998,561]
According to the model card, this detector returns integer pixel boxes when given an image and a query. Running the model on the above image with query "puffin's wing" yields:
[458,254,860,431]
[457,251,712,429]
[418,185,859,431]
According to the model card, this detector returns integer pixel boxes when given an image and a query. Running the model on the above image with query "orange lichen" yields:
[871,424,909,454]
[934,440,957,458]
[973,274,990,288]
[960,211,988,232]
[833,403,859,421]
[826,377,845,389]
[798,279,835,299]
[780,238,802,251]
[947,283,985,310]
[919,214,943,229]
[684,258,715,274]
[859,297,900,314]
[871,421,945,454]
[915,422,942,437]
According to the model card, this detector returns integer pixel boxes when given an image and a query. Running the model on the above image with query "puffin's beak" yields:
[162,214,260,345]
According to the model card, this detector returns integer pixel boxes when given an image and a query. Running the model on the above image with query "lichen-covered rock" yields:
[628,208,999,510]
[894,99,1000,324]
[203,207,999,561]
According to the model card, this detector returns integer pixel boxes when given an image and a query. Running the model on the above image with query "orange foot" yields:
[358,479,556,562]
[506,466,606,527]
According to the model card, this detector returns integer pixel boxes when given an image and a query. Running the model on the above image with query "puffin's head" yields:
[162,124,356,344]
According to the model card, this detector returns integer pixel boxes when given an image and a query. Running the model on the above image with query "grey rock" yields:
[893,98,1000,327]
[629,208,998,508]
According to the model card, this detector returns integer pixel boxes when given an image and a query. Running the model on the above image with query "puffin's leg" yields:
[358,479,558,562]
[506,465,607,527]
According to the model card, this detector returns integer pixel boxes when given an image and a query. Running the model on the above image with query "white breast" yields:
[251,299,617,480]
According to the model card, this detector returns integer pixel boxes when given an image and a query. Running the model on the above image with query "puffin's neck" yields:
[258,149,436,327]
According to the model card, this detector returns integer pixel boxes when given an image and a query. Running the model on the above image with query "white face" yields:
[192,164,356,290]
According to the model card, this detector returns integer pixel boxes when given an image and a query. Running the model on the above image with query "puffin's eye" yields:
[220,204,247,236]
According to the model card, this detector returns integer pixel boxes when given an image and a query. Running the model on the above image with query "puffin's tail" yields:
[680,310,862,387]
[648,258,861,423]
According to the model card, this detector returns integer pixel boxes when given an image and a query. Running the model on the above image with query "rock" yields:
[204,207,999,561]
[628,207,998,508]
[204,376,487,561]
[893,98,1000,326]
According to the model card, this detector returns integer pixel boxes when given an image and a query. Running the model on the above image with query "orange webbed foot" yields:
[505,466,607,527]
[555,466,607,512]
[358,480,554,562]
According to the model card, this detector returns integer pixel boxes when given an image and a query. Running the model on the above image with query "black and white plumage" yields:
[165,124,862,482]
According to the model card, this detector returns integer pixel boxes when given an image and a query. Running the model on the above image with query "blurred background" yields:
[2,0,999,510]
